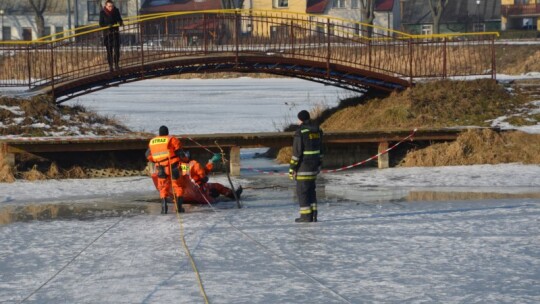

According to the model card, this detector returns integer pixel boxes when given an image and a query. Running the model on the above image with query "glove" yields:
[288,170,296,180]
[190,178,200,187]
[209,153,222,164]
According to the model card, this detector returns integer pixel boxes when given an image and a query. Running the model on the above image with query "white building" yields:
[306,0,402,36]
[0,0,140,41]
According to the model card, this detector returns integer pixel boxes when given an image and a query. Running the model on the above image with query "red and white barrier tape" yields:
[7,128,417,177]
[246,128,418,176]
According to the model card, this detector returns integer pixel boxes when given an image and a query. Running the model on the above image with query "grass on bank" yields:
[321,79,530,131]
[402,129,540,166]
[0,95,140,182]
[0,95,130,136]
[278,79,540,166]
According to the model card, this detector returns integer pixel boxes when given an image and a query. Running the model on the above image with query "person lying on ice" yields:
[150,150,242,206]
[146,125,186,214]
[178,150,243,204]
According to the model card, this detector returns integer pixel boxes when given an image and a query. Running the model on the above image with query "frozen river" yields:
[1,79,540,303]
[68,78,352,134]
[1,160,540,303]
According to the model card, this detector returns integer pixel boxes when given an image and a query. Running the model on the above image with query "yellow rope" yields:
[174,209,210,304]
[166,154,209,303]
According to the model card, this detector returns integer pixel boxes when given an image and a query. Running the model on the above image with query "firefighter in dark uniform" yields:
[289,110,323,223]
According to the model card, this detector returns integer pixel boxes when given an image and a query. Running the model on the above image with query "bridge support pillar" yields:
[378,141,389,169]
[1,143,16,173]
[229,146,241,176]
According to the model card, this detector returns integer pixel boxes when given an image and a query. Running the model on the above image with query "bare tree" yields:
[359,0,375,37]
[27,0,48,38]
[428,0,449,34]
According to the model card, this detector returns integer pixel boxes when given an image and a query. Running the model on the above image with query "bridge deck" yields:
[1,129,471,175]
[1,129,461,153]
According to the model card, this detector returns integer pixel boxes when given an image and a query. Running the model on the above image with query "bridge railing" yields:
[0,10,498,90]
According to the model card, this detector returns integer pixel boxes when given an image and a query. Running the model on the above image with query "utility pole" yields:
[67,0,72,31]
[0,10,4,41]
[476,0,481,32]
[74,0,79,27]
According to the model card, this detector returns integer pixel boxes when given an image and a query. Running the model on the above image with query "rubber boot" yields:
[295,212,313,223]
[175,197,185,213]
[161,198,168,214]
[235,185,243,199]
[227,185,243,200]
[311,203,318,222]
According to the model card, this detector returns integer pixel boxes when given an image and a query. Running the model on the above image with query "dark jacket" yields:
[99,7,123,41]
[289,120,323,180]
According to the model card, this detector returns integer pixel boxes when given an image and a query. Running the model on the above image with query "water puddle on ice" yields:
[406,191,540,201]
[0,198,239,225]
[0,201,159,225]
[325,185,540,203]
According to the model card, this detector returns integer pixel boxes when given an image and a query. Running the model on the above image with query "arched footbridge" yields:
[0,10,498,103]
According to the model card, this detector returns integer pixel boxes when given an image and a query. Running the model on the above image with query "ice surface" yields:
[1,163,539,303]
[68,78,352,134]
[1,79,539,303]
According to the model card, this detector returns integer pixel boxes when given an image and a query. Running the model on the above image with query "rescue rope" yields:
[247,128,418,176]
[321,128,417,173]
[215,140,242,209]
[168,155,210,304]
[181,129,417,177]
[178,135,242,208]
[19,217,124,303]
[227,219,354,304]
[180,136,215,154]
[173,130,421,303]
[174,209,210,304]
[191,184,352,304]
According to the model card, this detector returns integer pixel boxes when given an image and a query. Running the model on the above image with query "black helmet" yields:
[158,125,169,136]
[297,110,310,122]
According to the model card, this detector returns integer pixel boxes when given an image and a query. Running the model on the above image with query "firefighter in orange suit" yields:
[146,125,185,214]
[179,150,215,187]
[179,151,242,203]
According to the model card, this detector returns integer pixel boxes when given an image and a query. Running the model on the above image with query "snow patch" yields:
[0,105,24,115]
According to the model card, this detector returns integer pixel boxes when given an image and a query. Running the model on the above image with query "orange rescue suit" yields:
[180,160,235,202]
[147,135,184,198]
[150,158,236,203]
[147,135,182,165]
[180,160,213,185]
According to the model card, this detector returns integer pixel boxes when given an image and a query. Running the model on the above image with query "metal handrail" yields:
[0,9,498,93]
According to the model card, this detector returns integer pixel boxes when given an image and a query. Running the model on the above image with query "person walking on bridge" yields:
[289,110,323,223]
[100,0,123,72]
[146,126,185,214]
